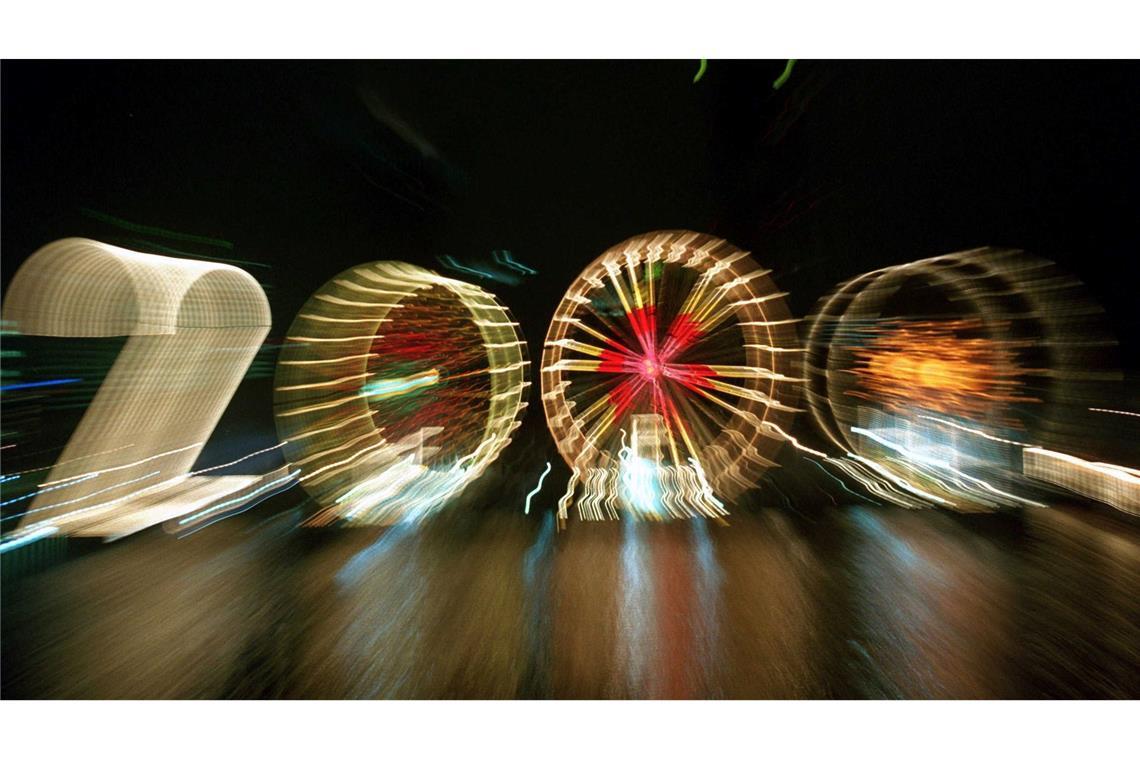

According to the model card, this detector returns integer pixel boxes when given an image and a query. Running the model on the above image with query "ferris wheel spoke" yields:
[569,318,642,358]
[693,376,799,412]
[642,252,657,313]
[674,399,724,449]
[658,362,716,392]
[667,362,801,384]
[651,384,686,466]
[686,383,764,429]
[688,285,730,328]
[627,253,663,349]
[658,310,706,363]
[689,264,773,324]
[570,385,625,430]
[676,264,714,317]
[706,291,791,334]
[621,252,646,312]
[608,374,650,419]
[685,385,786,461]
[654,386,703,466]
[581,297,644,353]
[579,401,625,455]
[603,265,657,356]
[677,266,745,333]
[658,381,702,435]
[549,338,631,360]
[550,359,622,374]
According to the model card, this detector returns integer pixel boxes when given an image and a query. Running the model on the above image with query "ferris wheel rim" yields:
[539,230,801,493]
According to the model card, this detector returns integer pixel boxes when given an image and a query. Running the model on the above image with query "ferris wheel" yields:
[540,230,802,519]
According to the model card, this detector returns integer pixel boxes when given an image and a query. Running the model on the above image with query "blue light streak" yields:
[0,525,59,554]
[439,255,495,280]
[493,250,537,275]
[0,378,81,392]
[0,473,99,508]
[176,474,298,526]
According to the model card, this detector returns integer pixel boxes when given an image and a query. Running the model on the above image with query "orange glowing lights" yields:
[846,319,1038,423]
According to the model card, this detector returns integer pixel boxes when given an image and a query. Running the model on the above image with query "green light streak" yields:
[772,59,797,90]
[693,59,708,83]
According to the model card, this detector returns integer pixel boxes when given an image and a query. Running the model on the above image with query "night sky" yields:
[3,60,1138,478]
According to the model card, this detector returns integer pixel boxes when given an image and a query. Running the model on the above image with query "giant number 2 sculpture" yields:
[1,238,283,539]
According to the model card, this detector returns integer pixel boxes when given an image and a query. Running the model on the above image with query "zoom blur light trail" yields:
[274,261,530,526]
[360,370,441,400]
[541,230,803,523]
[1023,447,1139,515]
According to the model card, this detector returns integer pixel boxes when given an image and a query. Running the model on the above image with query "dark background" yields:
[3,60,1138,477]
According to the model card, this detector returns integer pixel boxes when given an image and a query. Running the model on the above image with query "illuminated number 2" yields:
[2,238,275,539]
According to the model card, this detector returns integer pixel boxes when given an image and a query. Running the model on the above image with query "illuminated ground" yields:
[3,490,1137,699]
